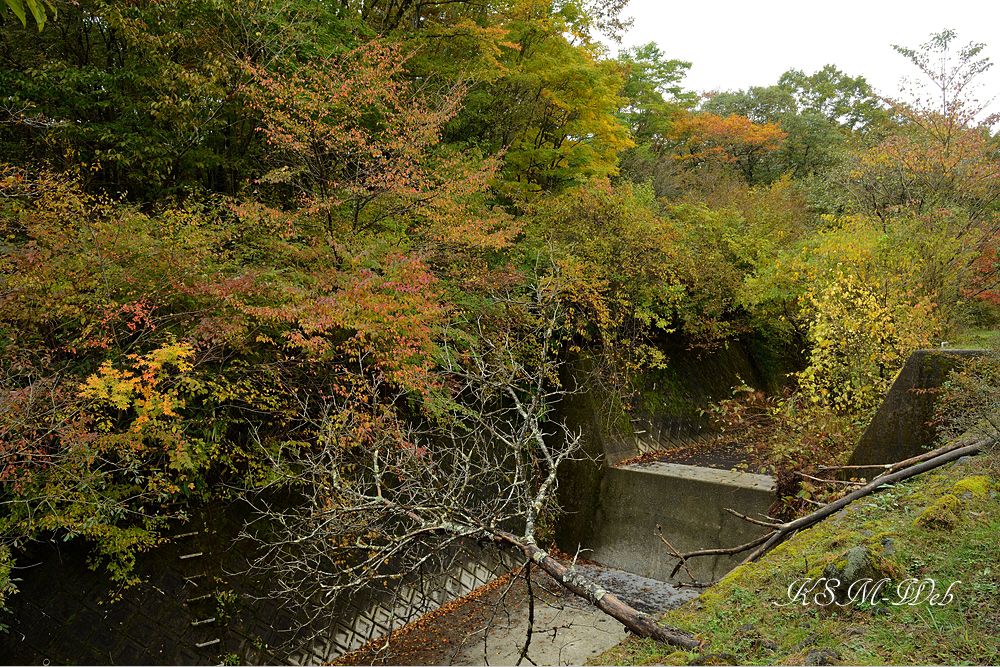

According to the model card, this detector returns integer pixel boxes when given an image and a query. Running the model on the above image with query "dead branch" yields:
[875,438,978,479]
[817,463,891,472]
[671,531,773,563]
[656,524,700,583]
[494,530,701,650]
[722,508,783,528]
[794,471,864,486]
[738,439,985,564]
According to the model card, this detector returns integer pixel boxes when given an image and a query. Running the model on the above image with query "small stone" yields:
[792,634,819,652]
[823,546,887,605]
[880,538,894,555]
[734,623,777,652]
[804,647,840,665]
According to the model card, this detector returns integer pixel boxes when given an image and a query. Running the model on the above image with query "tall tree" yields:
[777,64,891,134]
[666,110,787,185]
[839,30,1000,225]
[616,42,693,142]
[442,15,632,191]
[702,85,846,182]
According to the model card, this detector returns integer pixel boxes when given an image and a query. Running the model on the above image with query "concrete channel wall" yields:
[579,463,775,584]
[0,502,519,666]
[847,349,986,466]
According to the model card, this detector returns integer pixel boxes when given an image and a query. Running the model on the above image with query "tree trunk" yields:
[494,530,702,650]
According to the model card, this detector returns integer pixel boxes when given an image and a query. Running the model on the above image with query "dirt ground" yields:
[333,561,699,666]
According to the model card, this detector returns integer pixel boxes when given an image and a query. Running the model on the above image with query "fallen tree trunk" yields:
[494,530,701,650]
[874,438,981,479]
[815,439,974,476]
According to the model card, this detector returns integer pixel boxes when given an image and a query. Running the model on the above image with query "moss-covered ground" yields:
[589,450,1000,666]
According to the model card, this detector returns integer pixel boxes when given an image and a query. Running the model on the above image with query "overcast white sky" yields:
[605,0,1000,112]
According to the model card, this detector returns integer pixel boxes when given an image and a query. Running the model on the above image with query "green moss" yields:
[662,650,691,666]
[805,558,834,579]
[590,456,1000,666]
[914,493,962,530]
[952,476,993,498]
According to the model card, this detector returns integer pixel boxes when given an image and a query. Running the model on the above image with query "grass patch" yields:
[588,450,1000,666]
[948,329,1000,350]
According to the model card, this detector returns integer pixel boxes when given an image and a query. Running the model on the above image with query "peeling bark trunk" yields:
[494,530,702,651]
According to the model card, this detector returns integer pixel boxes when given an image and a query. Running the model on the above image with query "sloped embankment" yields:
[589,450,1000,666]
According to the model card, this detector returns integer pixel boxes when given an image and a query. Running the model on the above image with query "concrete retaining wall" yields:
[847,349,986,466]
[572,463,775,584]
[0,502,520,666]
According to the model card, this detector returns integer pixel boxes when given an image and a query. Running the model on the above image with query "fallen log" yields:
[874,438,979,479]
[494,530,701,650]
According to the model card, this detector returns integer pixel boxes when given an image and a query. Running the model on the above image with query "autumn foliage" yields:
[667,111,787,183]
[2,7,1000,618]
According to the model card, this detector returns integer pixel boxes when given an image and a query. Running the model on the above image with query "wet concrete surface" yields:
[335,560,699,666]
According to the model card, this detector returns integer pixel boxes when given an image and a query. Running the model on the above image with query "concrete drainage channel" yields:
[6,350,969,665]
[0,456,776,667]
[329,462,775,666]
[316,348,972,664]
[345,348,975,664]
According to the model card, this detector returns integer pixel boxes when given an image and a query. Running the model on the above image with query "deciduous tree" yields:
[666,111,786,185]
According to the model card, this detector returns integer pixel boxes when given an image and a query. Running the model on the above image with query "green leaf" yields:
[26,0,45,30]
[4,0,27,27]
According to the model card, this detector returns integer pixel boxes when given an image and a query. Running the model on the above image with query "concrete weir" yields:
[583,463,775,584]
